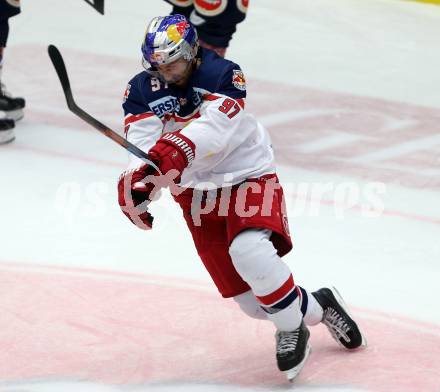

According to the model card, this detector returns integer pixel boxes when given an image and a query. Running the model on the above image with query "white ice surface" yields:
[1,0,440,391]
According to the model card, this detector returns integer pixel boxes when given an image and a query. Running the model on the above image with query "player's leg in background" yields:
[164,0,193,19]
[0,0,25,133]
[191,0,248,57]
[165,0,248,57]
[0,16,14,144]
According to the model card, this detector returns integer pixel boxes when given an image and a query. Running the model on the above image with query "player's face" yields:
[157,57,192,86]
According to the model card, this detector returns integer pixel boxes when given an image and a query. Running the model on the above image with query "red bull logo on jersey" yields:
[232,70,246,91]
[123,84,131,103]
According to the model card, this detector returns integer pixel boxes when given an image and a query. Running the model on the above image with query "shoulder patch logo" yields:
[232,70,246,91]
[123,84,131,103]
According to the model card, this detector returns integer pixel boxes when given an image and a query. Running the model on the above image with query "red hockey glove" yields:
[117,165,157,230]
[148,132,195,181]
[117,132,195,230]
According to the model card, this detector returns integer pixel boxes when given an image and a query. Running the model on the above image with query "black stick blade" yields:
[83,0,105,15]
[46,44,161,172]
[48,44,75,110]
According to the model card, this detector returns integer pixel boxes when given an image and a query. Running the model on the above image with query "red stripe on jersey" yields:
[203,94,222,101]
[236,98,245,109]
[124,112,155,126]
[173,112,201,123]
[163,111,201,124]
[256,274,295,306]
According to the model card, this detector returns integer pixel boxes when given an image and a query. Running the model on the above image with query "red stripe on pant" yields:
[255,274,295,306]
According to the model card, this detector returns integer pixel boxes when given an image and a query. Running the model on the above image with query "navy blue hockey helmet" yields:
[141,14,199,68]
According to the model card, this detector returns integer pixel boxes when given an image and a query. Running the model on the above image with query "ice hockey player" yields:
[117,14,366,381]
[165,0,248,57]
[0,0,25,145]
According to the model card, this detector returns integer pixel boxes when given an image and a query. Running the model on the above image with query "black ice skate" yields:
[312,287,366,349]
[0,118,15,144]
[0,83,25,122]
[275,321,311,382]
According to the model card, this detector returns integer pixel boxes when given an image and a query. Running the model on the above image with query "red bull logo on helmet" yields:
[151,52,165,62]
[167,21,190,44]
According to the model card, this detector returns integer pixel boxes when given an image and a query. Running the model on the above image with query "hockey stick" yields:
[82,0,105,15]
[47,44,160,173]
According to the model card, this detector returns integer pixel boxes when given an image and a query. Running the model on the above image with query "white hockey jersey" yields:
[122,48,275,189]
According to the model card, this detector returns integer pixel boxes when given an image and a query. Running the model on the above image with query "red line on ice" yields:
[0,262,439,390]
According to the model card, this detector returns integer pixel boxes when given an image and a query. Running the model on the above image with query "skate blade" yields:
[0,131,15,145]
[284,343,311,382]
[1,109,24,122]
[331,286,368,348]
